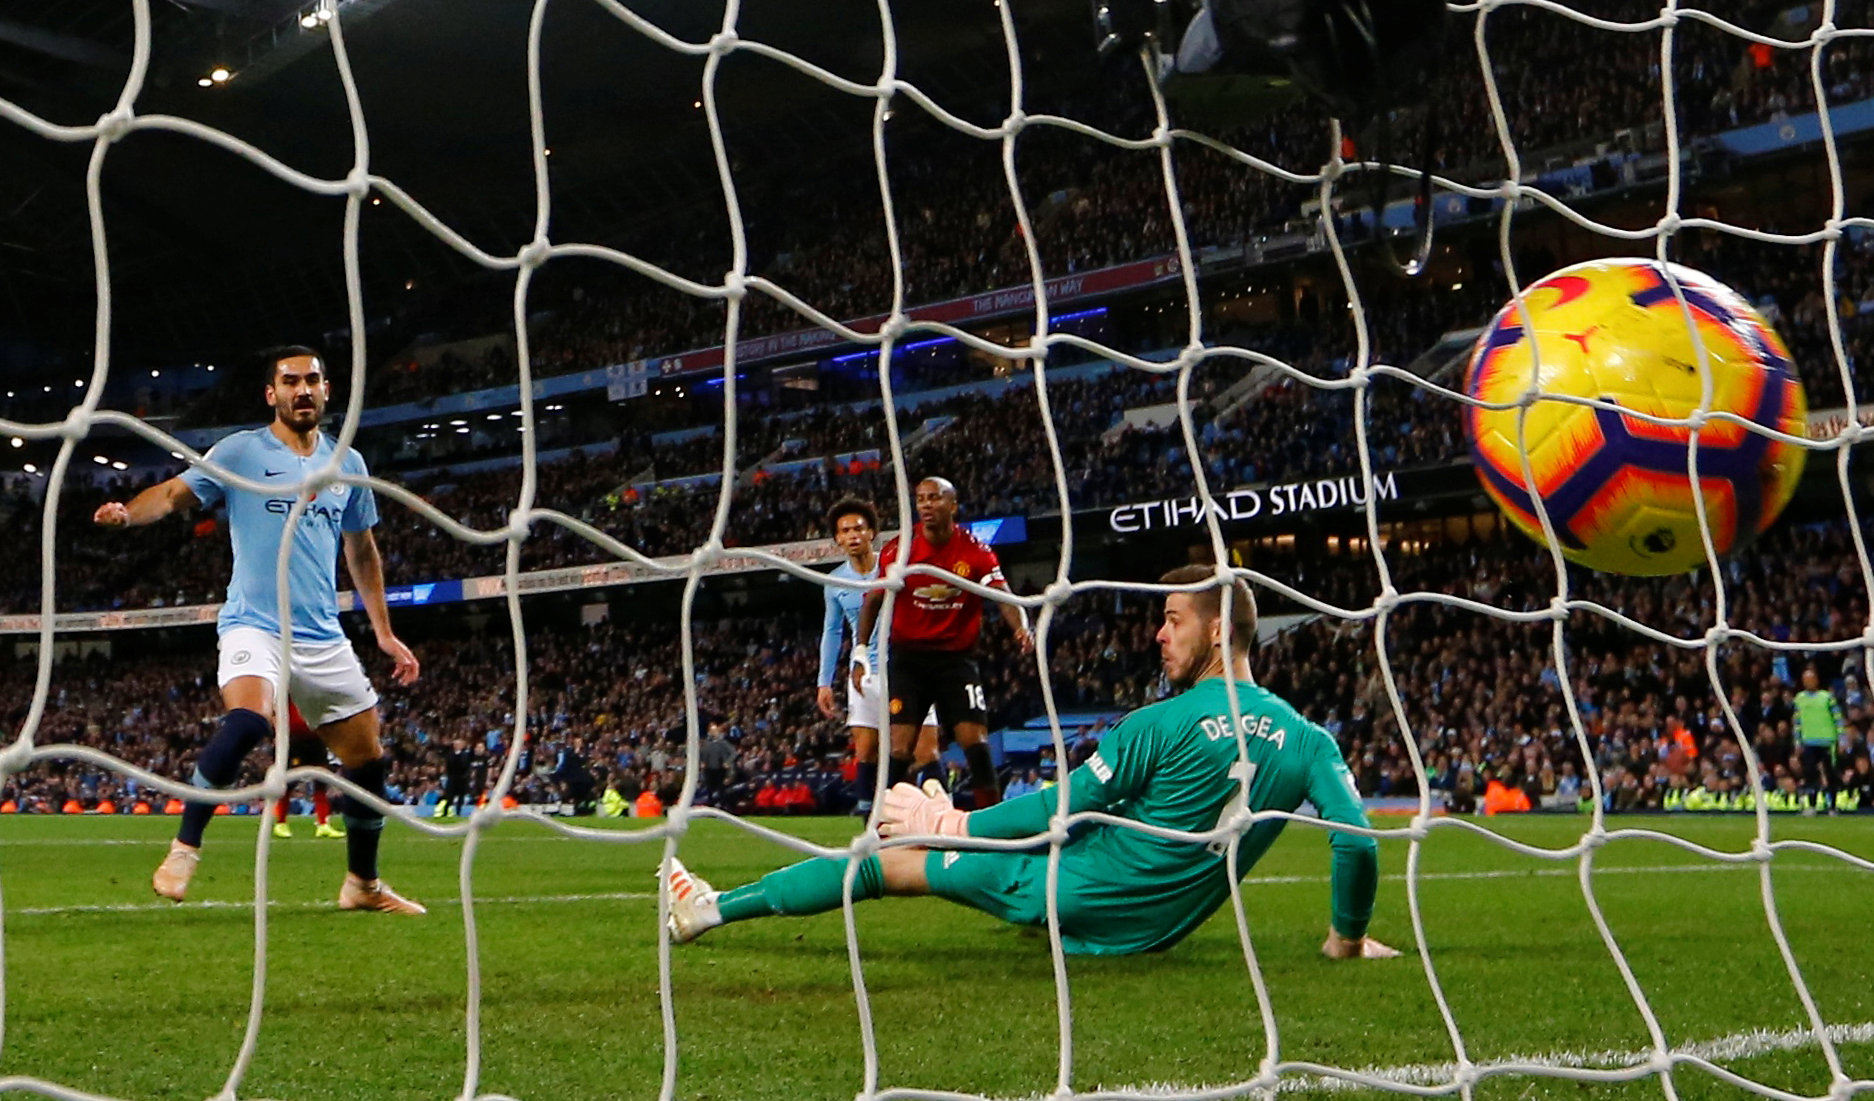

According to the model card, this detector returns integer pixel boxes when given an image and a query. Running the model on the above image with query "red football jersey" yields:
[877,525,1006,652]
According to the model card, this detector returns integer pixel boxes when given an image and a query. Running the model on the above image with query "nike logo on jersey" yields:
[264,469,286,477]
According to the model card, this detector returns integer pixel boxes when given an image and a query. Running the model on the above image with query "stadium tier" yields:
[9,218,1874,616]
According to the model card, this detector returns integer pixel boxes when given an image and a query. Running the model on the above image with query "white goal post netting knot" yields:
[1,1,1873,1100]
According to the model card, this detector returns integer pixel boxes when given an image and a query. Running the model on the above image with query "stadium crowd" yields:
[0,0,1864,441]
[81,0,1866,440]
[13,208,1874,620]
[337,0,1874,411]
[0,598,1143,819]
[6,513,1871,819]
[1259,520,1873,814]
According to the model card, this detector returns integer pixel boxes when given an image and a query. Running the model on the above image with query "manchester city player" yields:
[814,497,941,814]
[667,565,1397,959]
[95,345,425,914]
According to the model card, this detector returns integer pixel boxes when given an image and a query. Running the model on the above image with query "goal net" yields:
[0,0,1871,1099]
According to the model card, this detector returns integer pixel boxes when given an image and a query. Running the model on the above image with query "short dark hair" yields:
[1159,564,1257,649]
[258,344,323,387]
[825,497,879,533]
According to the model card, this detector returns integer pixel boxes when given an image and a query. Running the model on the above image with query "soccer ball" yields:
[1463,258,1808,576]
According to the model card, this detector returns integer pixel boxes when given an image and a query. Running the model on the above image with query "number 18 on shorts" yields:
[886,650,986,730]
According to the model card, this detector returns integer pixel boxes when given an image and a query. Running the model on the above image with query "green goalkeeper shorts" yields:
[922,846,1234,955]
[923,849,1050,929]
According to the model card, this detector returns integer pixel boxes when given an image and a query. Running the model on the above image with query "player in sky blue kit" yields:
[666,565,1398,960]
[815,498,940,814]
[95,345,425,914]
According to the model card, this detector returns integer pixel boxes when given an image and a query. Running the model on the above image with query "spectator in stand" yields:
[1004,768,1044,800]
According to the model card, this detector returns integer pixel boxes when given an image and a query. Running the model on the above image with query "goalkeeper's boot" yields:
[152,840,201,902]
[662,858,721,944]
[315,820,345,839]
[338,873,427,915]
[273,820,293,839]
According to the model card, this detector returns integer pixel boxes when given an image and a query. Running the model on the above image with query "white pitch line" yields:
[0,862,1854,918]
[1241,863,1853,885]
[0,835,646,847]
[1047,1022,1874,1098]
[9,891,653,917]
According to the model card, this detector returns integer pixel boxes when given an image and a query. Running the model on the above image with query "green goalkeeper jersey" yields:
[964,676,1379,954]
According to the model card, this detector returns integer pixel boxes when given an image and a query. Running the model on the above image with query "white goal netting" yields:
[1,1,1873,1100]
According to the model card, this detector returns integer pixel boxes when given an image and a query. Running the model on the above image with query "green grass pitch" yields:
[0,813,1870,1100]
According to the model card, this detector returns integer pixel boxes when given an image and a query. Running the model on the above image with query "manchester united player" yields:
[271,701,345,839]
[854,477,1032,807]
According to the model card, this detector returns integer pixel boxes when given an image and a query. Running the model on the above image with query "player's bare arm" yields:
[992,582,1033,654]
[93,477,200,528]
[342,527,420,687]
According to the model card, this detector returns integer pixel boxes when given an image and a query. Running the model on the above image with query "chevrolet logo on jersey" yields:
[911,582,961,603]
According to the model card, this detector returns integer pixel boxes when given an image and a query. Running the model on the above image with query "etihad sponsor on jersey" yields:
[262,482,351,525]
[1106,471,1401,533]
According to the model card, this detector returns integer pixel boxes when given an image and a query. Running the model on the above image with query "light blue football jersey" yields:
[818,558,879,687]
[178,427,377,644]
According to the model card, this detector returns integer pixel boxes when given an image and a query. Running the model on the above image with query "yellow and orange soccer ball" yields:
[1463,258,1807,576]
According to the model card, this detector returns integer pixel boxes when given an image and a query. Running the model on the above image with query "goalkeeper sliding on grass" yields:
[663,565,1397,959]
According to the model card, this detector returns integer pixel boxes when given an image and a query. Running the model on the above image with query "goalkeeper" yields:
[664,565,1395,959]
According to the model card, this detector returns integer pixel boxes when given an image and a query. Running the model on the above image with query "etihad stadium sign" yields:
[1106,472,1402,533]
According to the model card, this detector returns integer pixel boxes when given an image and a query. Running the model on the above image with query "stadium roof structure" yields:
[0,0,1088,366]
